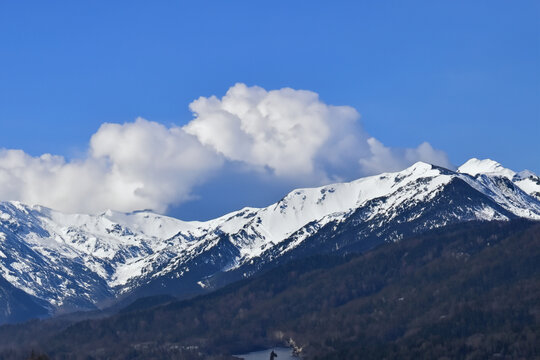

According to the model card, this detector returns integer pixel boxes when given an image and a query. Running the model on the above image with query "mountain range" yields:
[1,158,539,324]
[1,217,538,359]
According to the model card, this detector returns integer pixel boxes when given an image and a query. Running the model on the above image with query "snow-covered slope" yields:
[458,158,516,178]
[458,158,540,200]
[0,158,539,322]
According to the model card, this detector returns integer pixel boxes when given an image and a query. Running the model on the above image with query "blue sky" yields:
[0,1,538,219]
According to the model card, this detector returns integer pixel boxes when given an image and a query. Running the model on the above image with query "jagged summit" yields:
[457,158,540,200]
[0,158,539,323]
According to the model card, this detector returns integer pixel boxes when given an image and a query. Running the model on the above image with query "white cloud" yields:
[0,118,222,213]
[185,83,369,181]
[0,84,452,214]
[186,83,451,180]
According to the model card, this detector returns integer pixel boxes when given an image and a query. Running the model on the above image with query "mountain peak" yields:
[457,158,515,179]
[409,161,434,171]
[515,169,538,180]
[396,161,437,177]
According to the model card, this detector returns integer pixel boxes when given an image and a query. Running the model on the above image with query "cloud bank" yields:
[0,119,221,213]
[185,83,369,181]
[0,83,452,214]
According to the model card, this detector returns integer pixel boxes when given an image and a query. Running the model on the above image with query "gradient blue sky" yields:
[0,1,538,219]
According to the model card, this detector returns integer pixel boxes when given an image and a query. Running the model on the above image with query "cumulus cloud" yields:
[0,118,222,213]
[185,83,370,181]
[0,83,452,214]
[185,83,451,179]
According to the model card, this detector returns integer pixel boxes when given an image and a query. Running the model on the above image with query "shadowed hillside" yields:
[0,220,538,359]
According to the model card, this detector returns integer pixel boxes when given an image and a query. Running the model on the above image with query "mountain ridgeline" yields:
[0,158,539,324]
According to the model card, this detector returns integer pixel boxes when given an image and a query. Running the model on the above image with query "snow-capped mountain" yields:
[458,158,540,200]
[1,158,539,323]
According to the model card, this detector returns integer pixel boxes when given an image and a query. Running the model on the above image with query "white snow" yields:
[458,158,540,200]
[515,177,540,197]
[458,158,516,178]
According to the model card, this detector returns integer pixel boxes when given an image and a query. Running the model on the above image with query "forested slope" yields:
[0,220,538,359]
